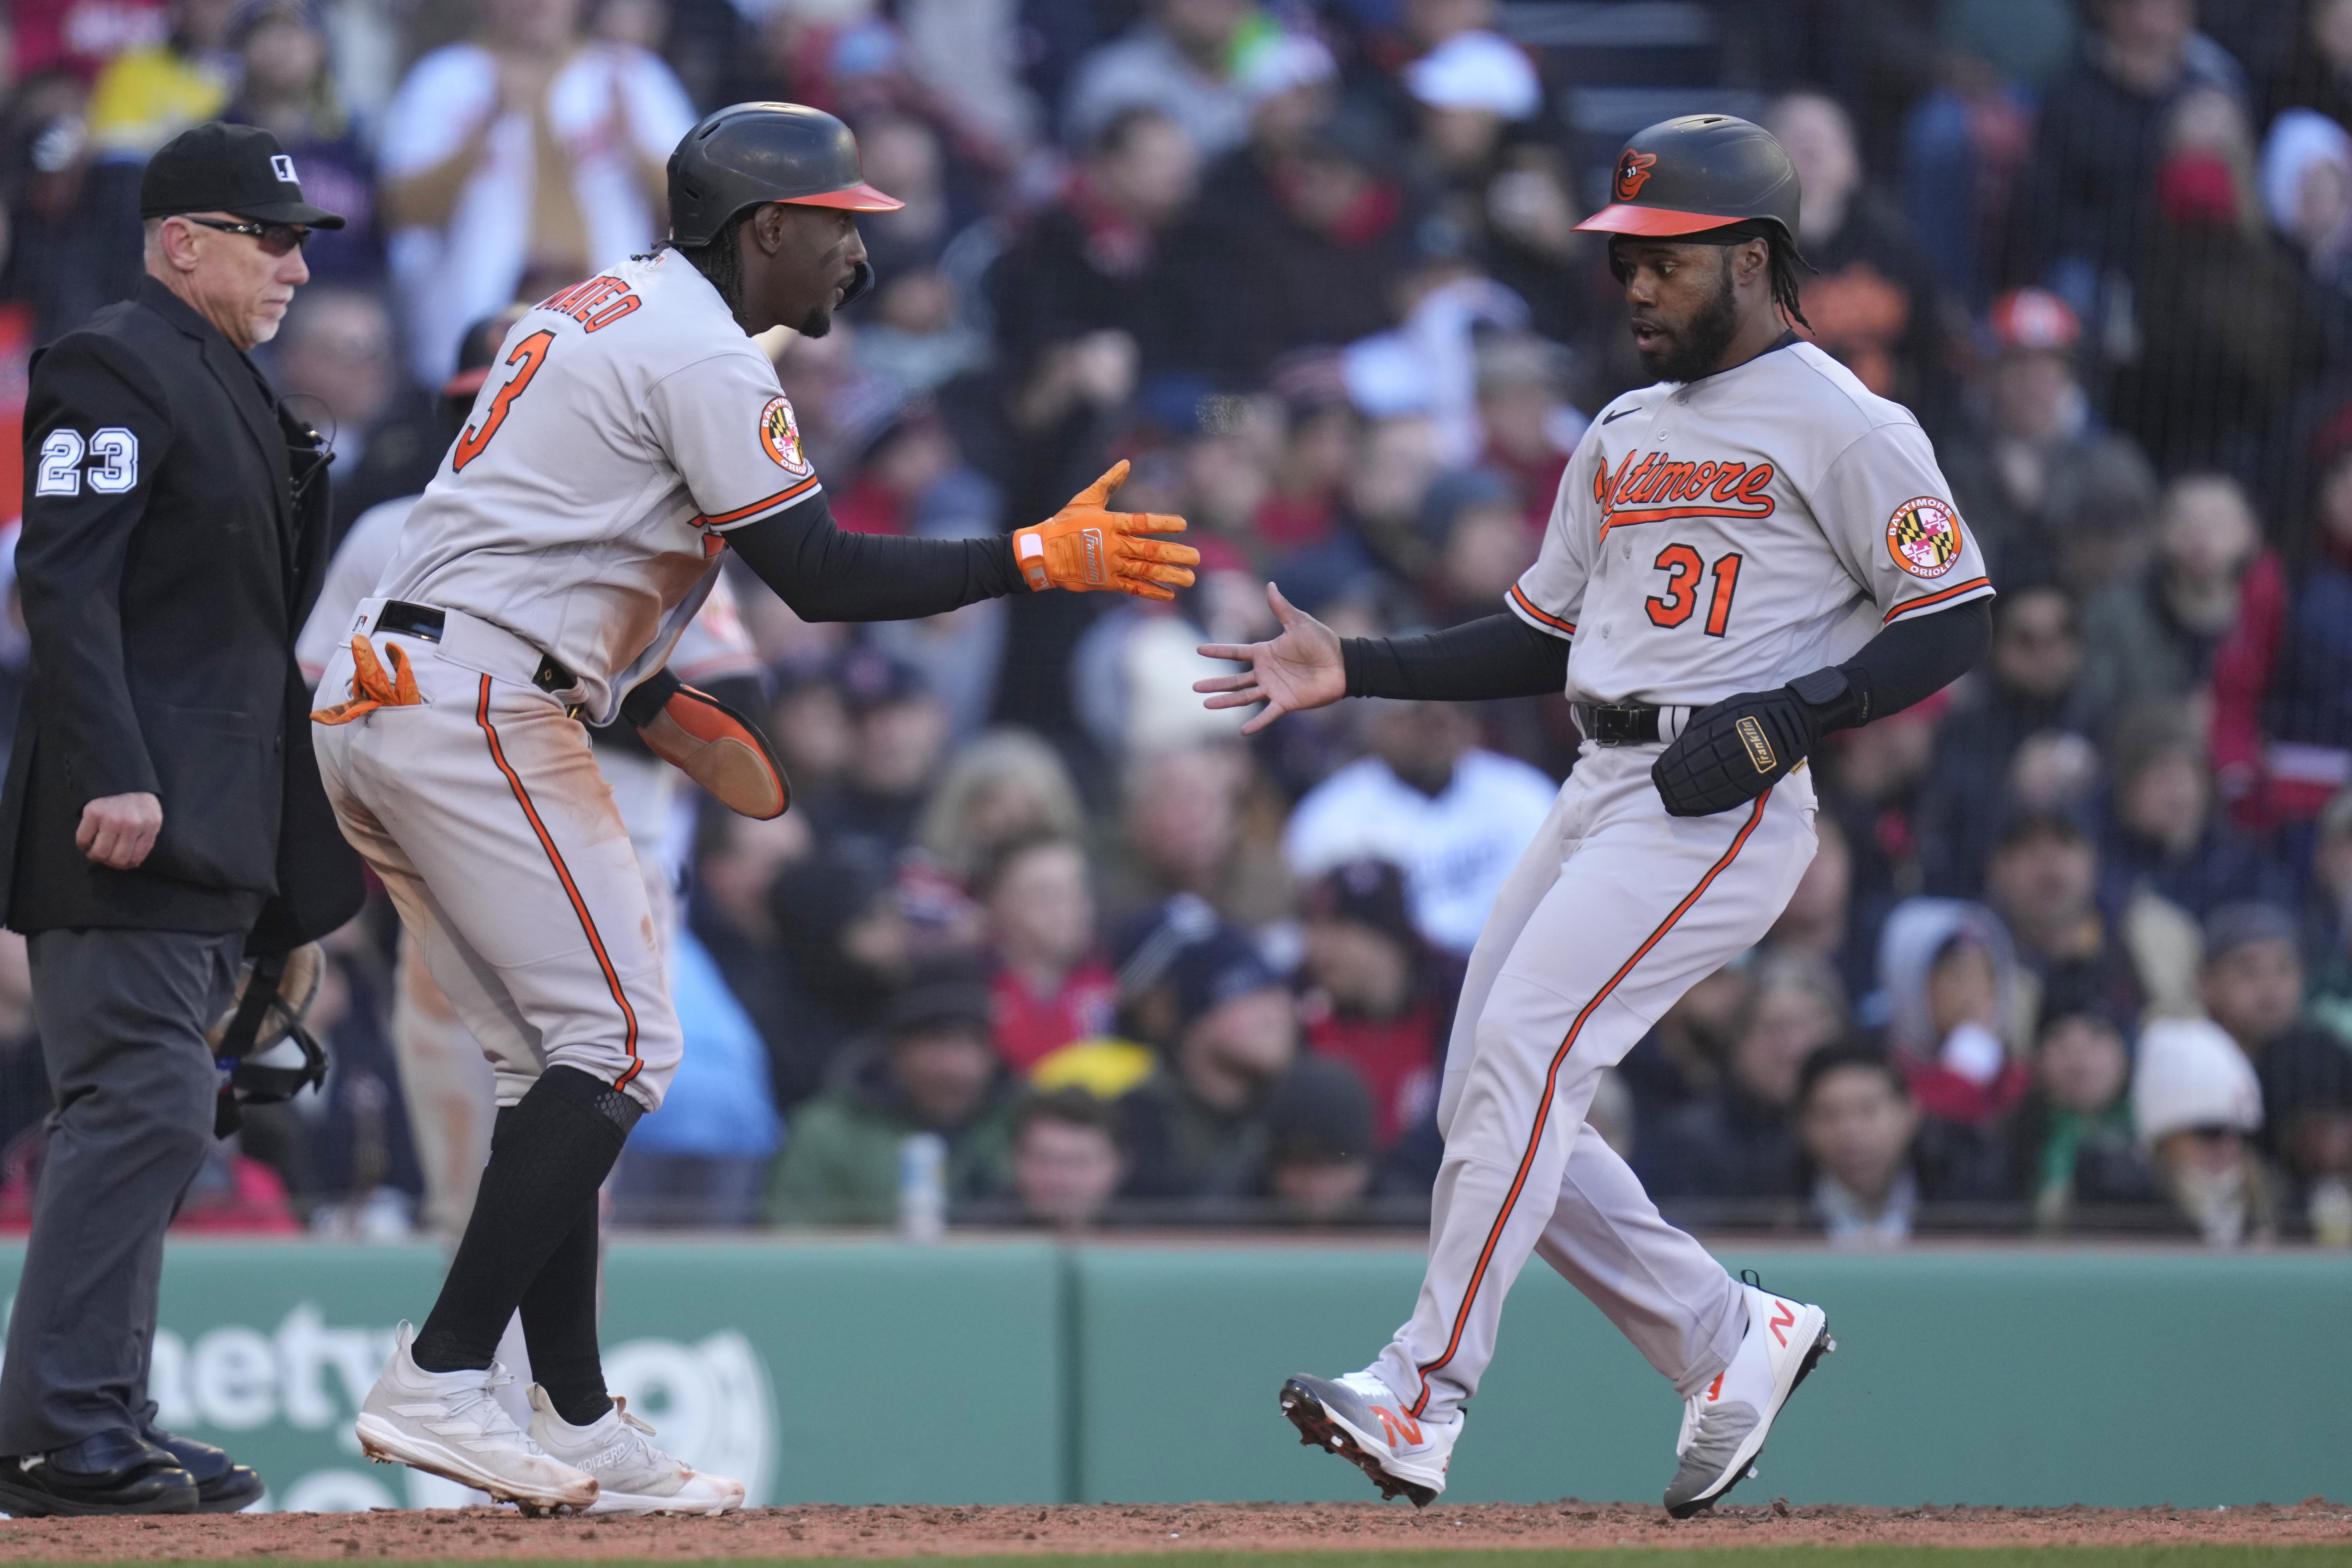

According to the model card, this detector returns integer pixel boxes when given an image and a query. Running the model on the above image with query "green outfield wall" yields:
[0,1240,2338,1511]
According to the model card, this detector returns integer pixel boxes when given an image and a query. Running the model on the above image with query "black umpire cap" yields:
[140,122,346,228]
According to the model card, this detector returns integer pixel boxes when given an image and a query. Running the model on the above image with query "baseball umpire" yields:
[1201,115,1993,1514]
[0,123,363,1515]
[324,103,1193,1514]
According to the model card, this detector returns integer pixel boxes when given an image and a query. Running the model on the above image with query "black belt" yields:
[376,600,578,695]
[1584,703,1662,745]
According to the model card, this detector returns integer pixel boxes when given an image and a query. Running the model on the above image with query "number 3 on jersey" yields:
[452,329,554,472]
[1645,544,1742,637]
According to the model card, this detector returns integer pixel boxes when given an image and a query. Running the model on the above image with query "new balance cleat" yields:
[1663,1282,1834,1518]
[354,1323,598,1515]
[1279,1371,1458,1507]
[525,1386,745,1516]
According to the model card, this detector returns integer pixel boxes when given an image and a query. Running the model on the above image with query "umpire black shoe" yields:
[143,1427,265,1513]
[0,1429,199,1516]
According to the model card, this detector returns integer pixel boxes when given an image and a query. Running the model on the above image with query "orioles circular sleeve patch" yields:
[760,395,812,476]
[1886,496,1964,579]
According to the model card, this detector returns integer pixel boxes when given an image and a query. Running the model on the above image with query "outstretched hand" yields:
[1014,460,1198,600]
[1195,582,1346,734]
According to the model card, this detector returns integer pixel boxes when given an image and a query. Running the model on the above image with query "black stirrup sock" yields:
[520,1198,611,1426]
[411,1066,639,1375]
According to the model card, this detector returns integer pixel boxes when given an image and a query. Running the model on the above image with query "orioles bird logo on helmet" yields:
[1614,150,1658,201]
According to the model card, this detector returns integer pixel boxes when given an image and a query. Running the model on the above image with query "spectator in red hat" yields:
[1936,287,2158,587]
[1295,858,1465,1150]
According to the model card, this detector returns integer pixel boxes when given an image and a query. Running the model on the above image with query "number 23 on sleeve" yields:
[34,428,139,497]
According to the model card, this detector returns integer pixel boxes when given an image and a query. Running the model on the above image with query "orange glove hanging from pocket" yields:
[311,635,423,725]
[1012,460,1199,600]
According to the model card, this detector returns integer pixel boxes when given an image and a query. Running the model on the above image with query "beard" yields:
[1634,252,1741,383]
[798,303,834,338]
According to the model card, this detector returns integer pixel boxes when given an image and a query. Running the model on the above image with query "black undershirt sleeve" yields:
[723,489,1024,622]
[1333,596,1990,722]
[1809,596,1993,731]
[1340,612,1570,702]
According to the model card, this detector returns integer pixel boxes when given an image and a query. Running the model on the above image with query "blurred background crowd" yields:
[0,0,2347,1247]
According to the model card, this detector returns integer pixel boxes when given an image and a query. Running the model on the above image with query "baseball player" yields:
[1199,115,1993,1514]
[300,311,766,1250]
[317,103,1194,1514]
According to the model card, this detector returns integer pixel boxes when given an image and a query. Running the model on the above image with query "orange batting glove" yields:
[311,635,423,725]
[1013,460,1198,601]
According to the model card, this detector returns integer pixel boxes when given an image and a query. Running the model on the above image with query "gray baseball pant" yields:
[1370,744,1818,1421]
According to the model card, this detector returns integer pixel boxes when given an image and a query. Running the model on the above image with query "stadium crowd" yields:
[0,0,2347,1246]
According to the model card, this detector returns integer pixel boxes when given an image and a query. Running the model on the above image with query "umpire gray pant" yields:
[0,929,238,1456]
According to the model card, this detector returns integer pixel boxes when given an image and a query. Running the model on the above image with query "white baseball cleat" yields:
[525,1386,746,1516]
[353,1323,598,1515]
[1663,1281,1834,1518]
[1278,1371,1460,1507]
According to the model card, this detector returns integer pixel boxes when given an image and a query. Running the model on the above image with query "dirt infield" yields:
[0,1500,2343,1560]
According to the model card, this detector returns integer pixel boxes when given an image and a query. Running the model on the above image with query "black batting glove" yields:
[1651,667,1864,818]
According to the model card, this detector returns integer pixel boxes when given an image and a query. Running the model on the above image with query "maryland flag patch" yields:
[760,395,812,476]
[1886,496,1963,579]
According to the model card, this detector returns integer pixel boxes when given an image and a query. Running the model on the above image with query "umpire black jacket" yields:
[0,275,363,948]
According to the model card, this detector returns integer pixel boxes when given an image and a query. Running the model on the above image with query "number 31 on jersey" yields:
[1645,544,1742,637]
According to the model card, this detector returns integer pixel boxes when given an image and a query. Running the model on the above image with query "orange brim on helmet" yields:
[669,103,910,245]
[1575,204,1749,236]
[782,182,905,213]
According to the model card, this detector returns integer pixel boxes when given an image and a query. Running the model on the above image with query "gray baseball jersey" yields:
[1506,339,1991,707]
[1355,340,1992,1435]
[371,249,819,725]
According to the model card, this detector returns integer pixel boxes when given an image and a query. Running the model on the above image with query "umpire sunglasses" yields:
[181,215,311,256]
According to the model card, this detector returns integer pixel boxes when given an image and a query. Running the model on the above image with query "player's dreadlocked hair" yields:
[648,210,752,314]
[1705,219,1813,332]
[1764,230,1813,333]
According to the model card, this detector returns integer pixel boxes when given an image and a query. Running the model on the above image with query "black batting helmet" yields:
[1575,114,1800,247]
[667,102,903,249]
